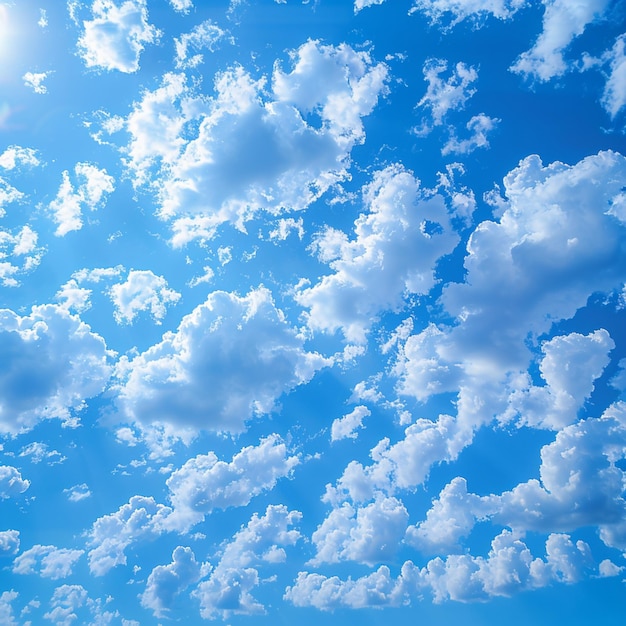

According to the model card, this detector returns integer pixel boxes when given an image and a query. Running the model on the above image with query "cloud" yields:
[0,466,30,499]
[0,146,40,170]
[86,495,171,576]
[141,546,209,618]
[23,71,51,94]
[0,225,43,287]
[43,585,88,626]
[442,113,499,155]
[18,442,66,465]
[165,434,299,531]
[64,484,92,502]
[193,505,301,619]
[296,164,460,343]
[13,545,84,580]
[510,0,611,81]
[175,20,231,69]
[114,287,330,434]
[169,0,193,11]
[48,163,115,236]
[123,40,388,244]
[0,304,112,434]
[0,591,18,626]
[417,59,478,128]
[601,34,626,119]
[0,530,19,556]
[409,0,527,28]
[331,405,370,441]
[109,270,181,325]
[354,0,385,12]
[76,0,160,73]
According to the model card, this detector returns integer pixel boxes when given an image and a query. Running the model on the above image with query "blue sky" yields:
[1,0,626,624]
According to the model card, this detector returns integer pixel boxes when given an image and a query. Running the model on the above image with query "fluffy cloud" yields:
[0,591,18,626]
[86,495,171,576]
[409,0,527,27]
[109,270,181,324]
[64,483,92,502]
[22,71,51,94]
[601,34,626,119]
[43,584,88,626]
[117,40,387,243]
[0,304,112,434]
[174,20,231,69]
[331,405,370,441]
[76,0,160,73]
[442,113,499,155]
[0,466,29,499]
[165,434,299,531]
[417,59,478,127]
[310,495,408,566]
[48,163,115,236]
[19,442,66,465]
[0,225,43,287]
[0,530,19,556]
[141,546,209,618]
[13,545,84,580]
[510,0,611,81]
[194,505,301,619]
[114,287,330,434]
[169,0,193,11]
[296,164,460,343]
[0,146,40,170]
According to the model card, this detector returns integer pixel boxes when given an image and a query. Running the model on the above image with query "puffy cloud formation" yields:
[442,113,499,155]
[114,287,330,433]
[511,0,611,81]
[601,34,626,119]
[43,584,88,626]
[331,405,370,441]
[174,20,231,69]
[410,0,527,27]
[296,164,460,343]
[86,495,171,576]
[75,0,160,73]
[169,0,193,11]
[0,304,112,434]
[109,269,181,324]
[22,71,50,94]
[0,466,29,499]
[48,163,115,236]
[0,530,19,556]
[0,225,43,287]
[115,40,388,243]
[63,483,92,502]
[141,546,209,618]
[0,146,40,171]
[418,59,478,127]
[0,591,17,626]
[194,505,301,619]
[13,545,84,580]
[165,434,299,530]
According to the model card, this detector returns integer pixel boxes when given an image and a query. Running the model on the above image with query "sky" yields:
[0,0,626,624]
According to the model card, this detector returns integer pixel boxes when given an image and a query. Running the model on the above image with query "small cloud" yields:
[23,71,52,94]
[64,484,92,502]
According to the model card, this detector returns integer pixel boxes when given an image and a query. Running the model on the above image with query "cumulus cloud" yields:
[296,164,460,343]
[417,59,478,128]
[86,495,171,576]
[174,20,231,69]
[409,0,527,28]
[43,584,88,626]
[0,146,40,170]
[601,34,626,119]
[442,113,499,155]
[331,405,370,441]
[165,434,299,531]
[0,304,112,434]
[0,225,43,287]
[19,442,66,465]
[141,546,209,618]
[0,591,18,626]
[0,530,19,556]
[0,466,30,499]
[109,270,181,324]
[169,0,193,11]
[64,483,92,502]
[114,287,330,434]
[194,505,301,619]
[13,545,84,580]
[510,0,611,81]
[48,162,115,236]
[23,71,51,94]
[115,40,387,244]
[76,0,160,73]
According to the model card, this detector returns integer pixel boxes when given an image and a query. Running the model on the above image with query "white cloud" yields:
[153,40,388,244]
[0,225,43,287]
[331,405,370,441]
[601,34,626,119]
[43,584,87,626]
[0,146,40,170]
[114,287,330,435]
[141,546,209,618]
[109,270,181,325]
[87,495,171,576]
[76,0,160,73]
[0,591,18,626]
[354,0,385,12]
[0,466,30,499]
[48,163,115,236]
[169,0,193,11]
[165,434,299,531]
[13,545,84,580]
[194,505,301,619]
[417,59,478,127]
[510,0,611,81]
[410,0,527,27]
[0,530,19,556]
[310,495,408,566]
[296,164,460,343]
[442,113,499,155]
[64,483,92,502]
[19,442,66,465]
[175,20,231,69]
[268,217,304,241]
[0,304,112,434]
[22,71,51,94]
